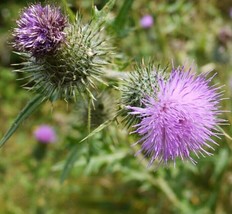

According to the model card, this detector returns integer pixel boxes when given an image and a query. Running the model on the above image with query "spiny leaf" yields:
[93,0,116,24]
[60,144,80,182]
[0,94,45,147]
[61,0,75,22]
[112,0,134,36]
[84,150,128,175]
[80,119,113,143]
[60,119,113,182]
[113,0,134,29]
[217,125,232,141]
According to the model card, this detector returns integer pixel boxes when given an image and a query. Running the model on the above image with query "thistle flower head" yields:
[140,15,154,29]
[34,125,56,143]
[13,5,112,101]
[13,4,68,57]
[127,65,224,165]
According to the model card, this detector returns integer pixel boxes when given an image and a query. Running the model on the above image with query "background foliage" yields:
[0,0,232,213]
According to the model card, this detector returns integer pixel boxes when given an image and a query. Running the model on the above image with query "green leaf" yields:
[60,144,81,183]
[60,119,113,182]
[113,0,134,35]
[80,119,112,143]
[212,148,229,181]
[0,94,45,147]
[93,0,116,24]
[84,150,128,175]
[217,125,232,140]
[61,0,75,23]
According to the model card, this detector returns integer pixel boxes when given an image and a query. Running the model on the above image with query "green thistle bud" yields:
[119,61,168,128]
[78,91,117,129]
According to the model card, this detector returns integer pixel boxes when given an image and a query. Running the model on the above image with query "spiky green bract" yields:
[15,14,112,101]
[119,62,168,128]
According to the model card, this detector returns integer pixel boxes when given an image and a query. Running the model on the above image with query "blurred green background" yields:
[0,0,232,213]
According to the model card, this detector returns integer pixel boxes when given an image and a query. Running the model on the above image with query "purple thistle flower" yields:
[13,4,67,57]
[34,125,56,143]
[140,15,154,29]
[127,66,223,165]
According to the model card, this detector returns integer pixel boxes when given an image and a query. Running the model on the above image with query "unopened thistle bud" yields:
[78,91,117,128]
[119,61,167,127]
[13,3,112,101]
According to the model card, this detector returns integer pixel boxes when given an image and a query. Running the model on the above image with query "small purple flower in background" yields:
[128,66,223,166]
[218,26,232,47]
[34,125,56,143]
[13,4,67,57]
[229,8,232,19]
[140,15,154,28]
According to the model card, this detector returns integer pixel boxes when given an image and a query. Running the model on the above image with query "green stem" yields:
[87,96,92,162]
[87,96,92,134]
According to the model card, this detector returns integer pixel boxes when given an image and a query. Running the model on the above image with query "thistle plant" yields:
[1,2,232,212]
[0,0,228,171]
[127,65,224,165]
[0,1,115,147]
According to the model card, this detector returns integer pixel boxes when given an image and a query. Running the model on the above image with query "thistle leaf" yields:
[113,0,134,32]
[79,119,112,143]
[61,0,75,22]
[60,144,80,183]
[0,94,45,147]
[60,119,113,182]
[93,0,116,24]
